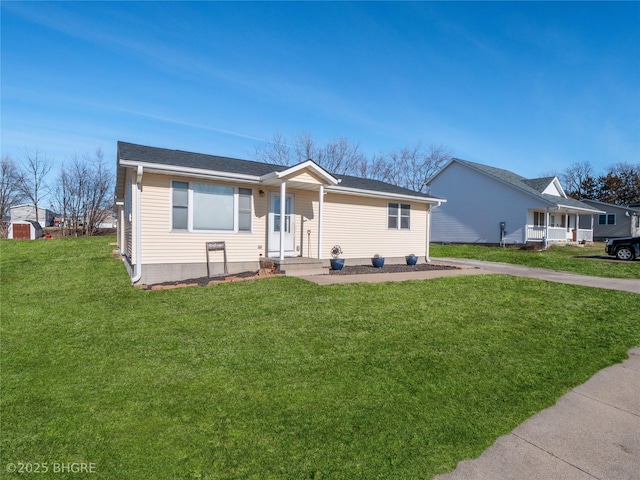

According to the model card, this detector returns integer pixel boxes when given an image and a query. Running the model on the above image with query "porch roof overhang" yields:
[551,204,606,215]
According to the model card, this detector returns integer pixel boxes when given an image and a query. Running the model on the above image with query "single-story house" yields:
[426,158,604,246]
[8,220,42,240]
[114,142,446,285]
[9,204,55,227]
[579,199,640,241]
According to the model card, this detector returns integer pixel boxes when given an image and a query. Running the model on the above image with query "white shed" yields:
[8,221,43,240]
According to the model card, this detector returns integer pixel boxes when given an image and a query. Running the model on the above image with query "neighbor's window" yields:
[171,181,252,232]
[599,214,615,225]
[388,203,410,229]
[533,211,545,227]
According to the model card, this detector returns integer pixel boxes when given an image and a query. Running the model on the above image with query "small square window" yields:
[388,203,410,229]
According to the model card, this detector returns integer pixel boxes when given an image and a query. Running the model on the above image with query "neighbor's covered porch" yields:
[526,207,598,245]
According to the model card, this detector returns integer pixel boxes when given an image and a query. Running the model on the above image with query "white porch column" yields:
[426,205,431,262]
[279,181,286,261]
[544,208,550,249]
[318,185,324,259]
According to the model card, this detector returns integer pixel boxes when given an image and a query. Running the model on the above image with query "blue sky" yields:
[2,1,639,182]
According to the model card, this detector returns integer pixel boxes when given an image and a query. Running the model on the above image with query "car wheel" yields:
[616,247,635,261]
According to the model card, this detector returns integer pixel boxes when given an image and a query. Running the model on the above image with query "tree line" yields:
[1,149,114,238]
[253,132,452,194]
[556,161,640,205]
[3,136,636,239]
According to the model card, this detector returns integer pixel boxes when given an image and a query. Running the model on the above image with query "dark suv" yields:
[605,236,640,261]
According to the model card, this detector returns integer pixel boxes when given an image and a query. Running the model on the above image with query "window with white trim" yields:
[388,203,410,229]
[533,211,545,227]
[172,181,188,229]
[171,180,252,232]
[598,214,615,225]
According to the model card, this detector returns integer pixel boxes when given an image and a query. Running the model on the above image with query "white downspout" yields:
[131,165,143,284]
[426,201,442,262]
[317,185,324,259]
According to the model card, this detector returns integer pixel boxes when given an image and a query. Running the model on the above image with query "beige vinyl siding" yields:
[321,193,428,259]
[283,171,324,185]
[137,172,429,265]
[139,173,268,265]
[286,189,319,257]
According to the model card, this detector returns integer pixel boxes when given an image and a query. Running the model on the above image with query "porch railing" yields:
[526,226,593,242]
[576,229,593,242]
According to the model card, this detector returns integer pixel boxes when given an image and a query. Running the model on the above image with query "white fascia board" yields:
[555,203,606,214]
[552,177,568,198]
[118,159,262,184]
[327,185,446,204]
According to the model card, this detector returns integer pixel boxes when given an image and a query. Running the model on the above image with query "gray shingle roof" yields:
[523,177,556,193]
[117,141,438,199]
[450,158,600,212]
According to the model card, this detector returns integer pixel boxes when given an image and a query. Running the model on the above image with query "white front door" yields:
[268,193,295,257]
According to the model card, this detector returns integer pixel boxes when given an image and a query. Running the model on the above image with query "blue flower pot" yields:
[406,255,418,266]
[330,258,345,270]
[371,257,385,268]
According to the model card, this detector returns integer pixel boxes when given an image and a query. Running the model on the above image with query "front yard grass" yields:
[431,242,640,279]
[1,237,638,479]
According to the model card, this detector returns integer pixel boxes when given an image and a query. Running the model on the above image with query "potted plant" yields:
[371,253,385,268]
[330,245,345,270]
[406,254,418,265]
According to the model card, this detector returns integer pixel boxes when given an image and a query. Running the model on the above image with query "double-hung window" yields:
[171,180,252,232]
[172,181,189,229]
[388,203,410,229]
[598,214,616,225]
[533,211,545,227]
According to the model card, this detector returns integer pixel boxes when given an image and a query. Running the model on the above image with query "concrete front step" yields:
[261,257,328,277]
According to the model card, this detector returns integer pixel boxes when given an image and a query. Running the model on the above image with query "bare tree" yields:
[597,163,640,205]
[0,155,25,237]
[54,149,113,236]
[17,149,52,225]
[316,137,367,175]
[371,143,451,192]
[253,132,451,193]
[292,131,320,165]
[254,132,293,166]
[83,149,113,235]
[559,161,595,200]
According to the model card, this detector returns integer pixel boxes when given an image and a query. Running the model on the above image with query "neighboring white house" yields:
[9,204,55,227]
[114,142,446,285]
[579,199,640,240]
[8,220,42,240]
[426,158,603,245]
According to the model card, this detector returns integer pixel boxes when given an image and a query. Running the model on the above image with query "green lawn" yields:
[1,237,638,479]
[431,242,640,279]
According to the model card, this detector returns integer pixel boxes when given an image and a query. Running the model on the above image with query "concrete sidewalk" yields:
[435,348,640,480]
[301,258,640,294]
[432,258,640,294]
